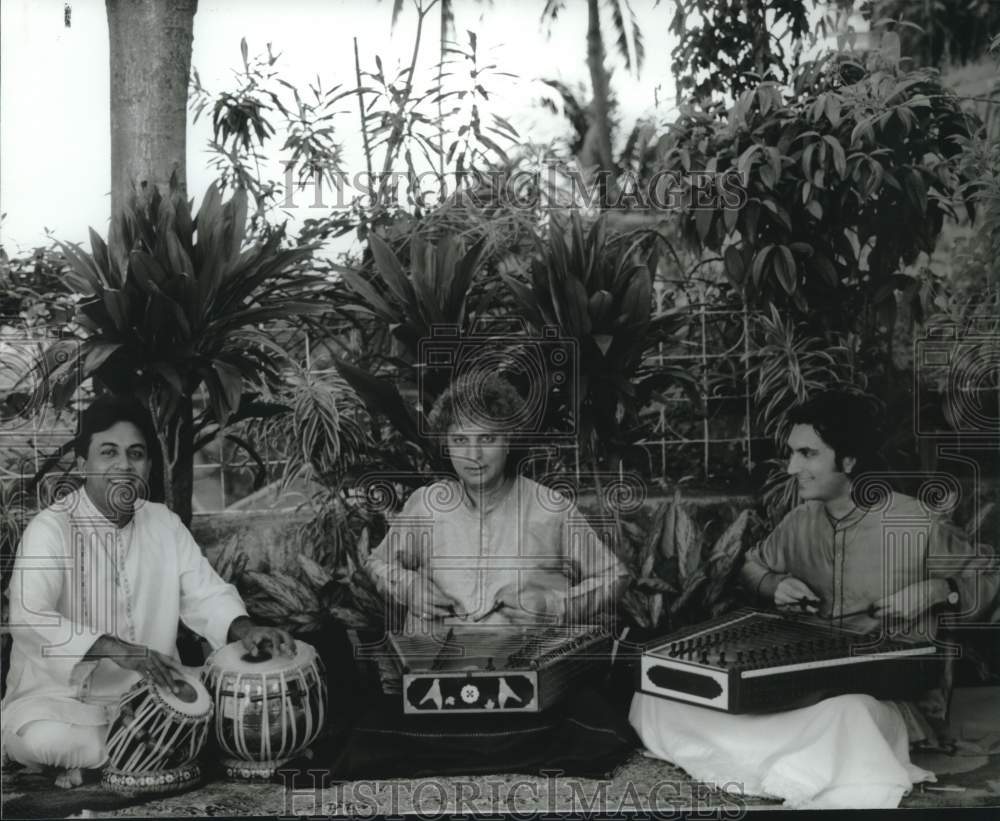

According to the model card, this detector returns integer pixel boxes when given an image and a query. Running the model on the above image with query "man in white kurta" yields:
[2,487,248,761]
[2,395,289,788]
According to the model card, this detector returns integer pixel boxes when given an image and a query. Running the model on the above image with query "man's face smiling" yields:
[78,421,151,521]
[785,423,854,504]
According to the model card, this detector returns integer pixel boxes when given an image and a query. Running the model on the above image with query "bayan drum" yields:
[203,640,327,779]
[102,670,213,795]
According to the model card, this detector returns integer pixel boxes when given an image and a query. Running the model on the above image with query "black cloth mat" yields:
[291,685,639,784]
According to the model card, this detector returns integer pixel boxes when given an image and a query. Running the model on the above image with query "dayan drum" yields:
[102,670,213,795]
[203,640,327,779]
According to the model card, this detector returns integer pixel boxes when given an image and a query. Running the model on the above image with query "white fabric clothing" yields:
[366,475,628,627]
[629,692,935,809]
[1,487,247,754]
[5,720,107,771]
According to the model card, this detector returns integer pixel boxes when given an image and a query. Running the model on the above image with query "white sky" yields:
[1,0,680,256]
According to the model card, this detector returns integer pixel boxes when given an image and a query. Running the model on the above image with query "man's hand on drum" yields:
[228,616,296,657]
[89,635,185,694]
[405,574,465,621]
[773,576,821,613]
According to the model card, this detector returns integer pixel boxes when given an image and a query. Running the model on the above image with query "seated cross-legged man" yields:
[338,372,636,778]
[1,395,294,788]
[630,391,999,809]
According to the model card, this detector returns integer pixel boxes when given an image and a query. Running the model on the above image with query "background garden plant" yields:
[3,1,998,641]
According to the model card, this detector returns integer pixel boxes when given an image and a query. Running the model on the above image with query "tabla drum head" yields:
[207,640,316,675]
[153,671,213,717]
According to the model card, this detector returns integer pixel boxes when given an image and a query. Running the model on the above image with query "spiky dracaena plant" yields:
[32,180,325,523]
[503,211,697,472]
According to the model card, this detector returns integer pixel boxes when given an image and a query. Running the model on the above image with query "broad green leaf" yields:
[332,357,428,453]
[211,360,244,423]
[588,290,613,326]
[82,342,121,376]
[723,245,745,286]
[773,245,797,294]
[618,266,652,328]
[89,229,113,285]
[446,236,486,322]
[56,240,103,295]
[368,232,415,309]
[340,269,399,322]
[101,290,130,333]
[822,135,847,178]
[751,245,775,286]
[225,187,249,262]
[149,362,185,396]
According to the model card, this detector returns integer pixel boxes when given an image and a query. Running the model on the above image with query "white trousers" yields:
[5,720,108,771]
[629,693,935,809]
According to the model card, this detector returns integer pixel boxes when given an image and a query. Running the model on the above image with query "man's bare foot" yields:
[54,767,83,789]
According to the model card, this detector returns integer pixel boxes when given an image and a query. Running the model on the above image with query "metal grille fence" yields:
[15,282,999,513]
[0,311,766,513]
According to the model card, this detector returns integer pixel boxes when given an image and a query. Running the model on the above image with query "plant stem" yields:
[354,37,374,183]
[377,0,435,207]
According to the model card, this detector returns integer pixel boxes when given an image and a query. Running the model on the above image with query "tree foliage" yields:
[659,47,979,340]
[32,181,324,522]
[863,0,1000,67]
[667,0,820,102]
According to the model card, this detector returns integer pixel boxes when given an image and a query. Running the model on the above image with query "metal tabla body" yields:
[202,640,327,779]
[102,670,213,795]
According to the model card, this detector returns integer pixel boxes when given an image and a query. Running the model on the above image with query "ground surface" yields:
[4,687,1000,817]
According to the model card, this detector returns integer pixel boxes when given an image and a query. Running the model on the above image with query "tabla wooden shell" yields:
[102,671,212,794]
[202,640,327,778]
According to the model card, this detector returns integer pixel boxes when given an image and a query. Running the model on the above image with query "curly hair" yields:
[426,372,526,437]
[427,373,528,477]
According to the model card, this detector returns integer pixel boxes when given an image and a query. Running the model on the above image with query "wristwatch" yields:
[944,577,960,608]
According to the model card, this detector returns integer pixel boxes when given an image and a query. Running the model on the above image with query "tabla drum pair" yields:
[202,640,327,779]
[102,670,212,795]
[101,640,326,791]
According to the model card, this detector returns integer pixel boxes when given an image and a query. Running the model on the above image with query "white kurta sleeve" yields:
[6,514,102,689]
[365,488,430,607]
[552,501,630,624]
[170,513,248,650]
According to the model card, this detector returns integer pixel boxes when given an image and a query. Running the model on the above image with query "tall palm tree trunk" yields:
[586,0,615,200]
[107,0,198,523]
[107,0,196,219]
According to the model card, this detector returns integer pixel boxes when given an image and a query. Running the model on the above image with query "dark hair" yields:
[427,373,527,478]
[75,395,157,459]
[786,390,882,474]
